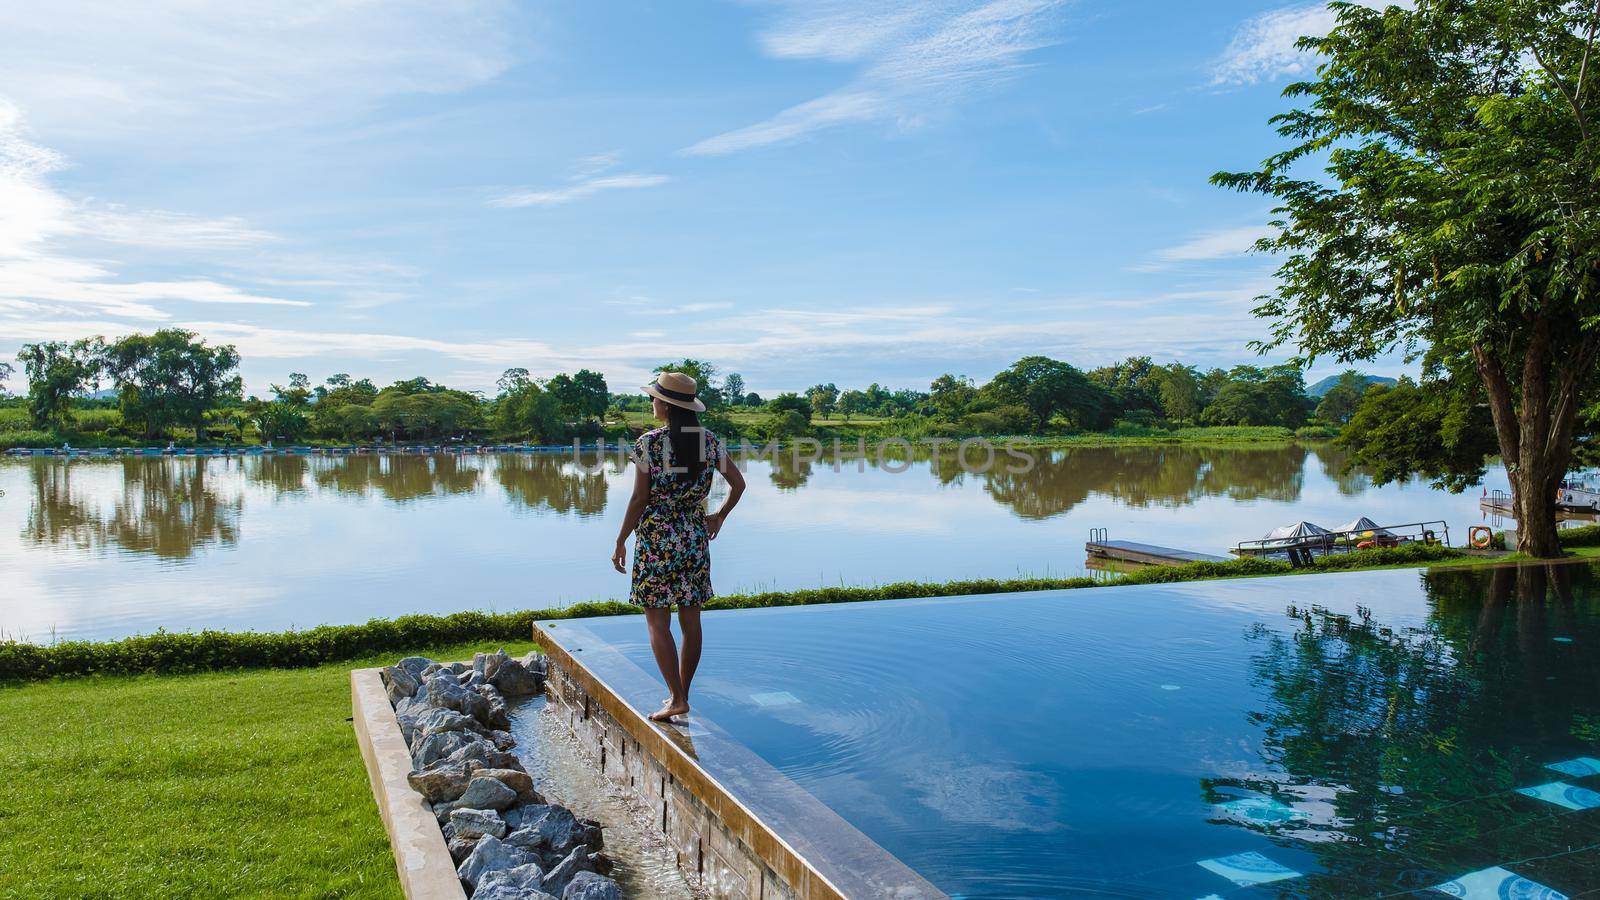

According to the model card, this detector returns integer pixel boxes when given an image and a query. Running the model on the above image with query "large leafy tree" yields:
[1216,0,1600,556]
[101,329,242,440]
[984,356,1111,430]
[1201,365,1311,428]
[16,339,104,431]
[545,369,609,422]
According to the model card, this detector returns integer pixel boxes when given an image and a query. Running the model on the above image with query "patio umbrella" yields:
[1332,516,1394,537]
[1262,521,1333,546]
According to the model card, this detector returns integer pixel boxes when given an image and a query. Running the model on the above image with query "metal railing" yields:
[1232,519,1451,567]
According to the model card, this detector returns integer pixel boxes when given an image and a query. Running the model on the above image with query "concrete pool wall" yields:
[532,619,945,900]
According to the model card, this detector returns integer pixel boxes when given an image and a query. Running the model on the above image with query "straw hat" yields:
[642,371,706,412]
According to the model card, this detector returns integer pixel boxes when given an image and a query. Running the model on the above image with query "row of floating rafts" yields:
[2,442,609,458]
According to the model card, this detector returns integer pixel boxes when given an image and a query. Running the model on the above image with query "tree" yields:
[1089,356,1162,418]
[0,361,12,398]
[546,369,609,422]
[1201,366,1309,428]
[654,359,722,407]
[272,373,313,408]
[806,383,839,419]
[837,389,870,422]
[1314,370,1372,426]
[1153,363,1204,424]
[1337,376,1497,490]
[101,329,242,440]
[16,340,102,430]
[928,374,978,420]
[766,392,812,423]
[984,356,1111,430]
[1214,0,1600,555]
[497,368,531,394]
[250,399,309,443]
[723,373,746,406]
[494,377,563,442]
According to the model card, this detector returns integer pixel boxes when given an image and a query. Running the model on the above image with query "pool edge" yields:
[532,619,947,900]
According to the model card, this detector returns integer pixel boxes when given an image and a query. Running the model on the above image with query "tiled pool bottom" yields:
[542,563,1600,898]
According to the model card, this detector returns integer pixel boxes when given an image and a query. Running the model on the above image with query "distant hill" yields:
[1307,373,1398,398]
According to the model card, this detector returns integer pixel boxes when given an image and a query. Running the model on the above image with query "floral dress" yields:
[629,427,723,608]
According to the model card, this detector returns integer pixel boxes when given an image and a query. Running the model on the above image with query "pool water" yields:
[551,563,1600,898]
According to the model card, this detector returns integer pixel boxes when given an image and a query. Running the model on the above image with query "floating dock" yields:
[1085,538,1227,567]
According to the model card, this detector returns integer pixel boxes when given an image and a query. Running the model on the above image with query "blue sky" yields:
[0,1,1397,397]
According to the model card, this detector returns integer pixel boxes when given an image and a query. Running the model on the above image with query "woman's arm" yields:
[612,464,651,573]
[705,452,745,540]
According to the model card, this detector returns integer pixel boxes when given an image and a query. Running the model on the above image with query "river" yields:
[0,444,1516,642]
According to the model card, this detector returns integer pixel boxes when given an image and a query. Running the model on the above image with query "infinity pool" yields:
[548,563,1600,897]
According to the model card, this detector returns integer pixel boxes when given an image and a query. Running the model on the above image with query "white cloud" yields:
[489,174,670,208]
[0,1,520,135]
[1212,1,1405,86]
[76,208,278,250]
[684,0,1065,156]
[0,98,307,325]
[1138,225,1275,270]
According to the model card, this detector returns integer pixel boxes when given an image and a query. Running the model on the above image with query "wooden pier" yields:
[1085,538,1228,567]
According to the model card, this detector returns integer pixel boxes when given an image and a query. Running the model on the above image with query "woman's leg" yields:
[677,605,702,701]
[645,608,688,720]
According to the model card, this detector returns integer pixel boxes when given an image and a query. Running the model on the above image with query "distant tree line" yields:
[5,331,1386,446]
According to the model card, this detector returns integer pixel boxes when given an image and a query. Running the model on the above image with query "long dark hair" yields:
[664,403,706,480]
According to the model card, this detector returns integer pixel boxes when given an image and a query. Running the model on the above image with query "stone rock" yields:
[427,666,461,687]
[381,664,420,706]
[562,871,620,900]
[448,661,472,677]
[474,649,509,681]
[462,671,485,690]
[473,684,511,729]
[473,864,556,900]
[397,656,435,679]
[427,675,495,724]
[401,679,432,716]
[457,834,541,891]
[575,818,603,852]
[487,730,517,751]
[540,846,592,897]
[447,834,481,865]
[407,761,475,804]
[412,730,476,769]
[421,662,444,678]
[477,768,542,804]
[503,804,581,856]
[448,776,518,813]
[449,807,507,841]
[443,738,523,773]
[521,652,548,675]
[410,707,481,743]
[490,657,543,698]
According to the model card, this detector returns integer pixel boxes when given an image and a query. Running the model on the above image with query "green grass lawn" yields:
[0,640,537,900]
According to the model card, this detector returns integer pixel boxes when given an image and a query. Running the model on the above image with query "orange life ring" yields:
[1468,525,1492,549]
[1557,488,1565,502]
[1356,540,1376,550]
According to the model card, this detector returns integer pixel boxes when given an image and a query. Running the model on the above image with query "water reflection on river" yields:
[0,445,1511,642]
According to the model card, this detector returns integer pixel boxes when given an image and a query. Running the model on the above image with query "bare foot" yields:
[648,699,690,722]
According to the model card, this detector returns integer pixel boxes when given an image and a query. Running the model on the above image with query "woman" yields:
[612,371,745,722]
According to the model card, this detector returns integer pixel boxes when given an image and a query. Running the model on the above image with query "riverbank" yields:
[0,424,1317,457]
[11,538,1600,684]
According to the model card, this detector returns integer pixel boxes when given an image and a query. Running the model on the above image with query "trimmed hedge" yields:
[0,543,1468,684]
[1560,524,1600,548]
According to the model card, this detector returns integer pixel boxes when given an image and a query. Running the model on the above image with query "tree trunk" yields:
[1472,326,1577,559]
